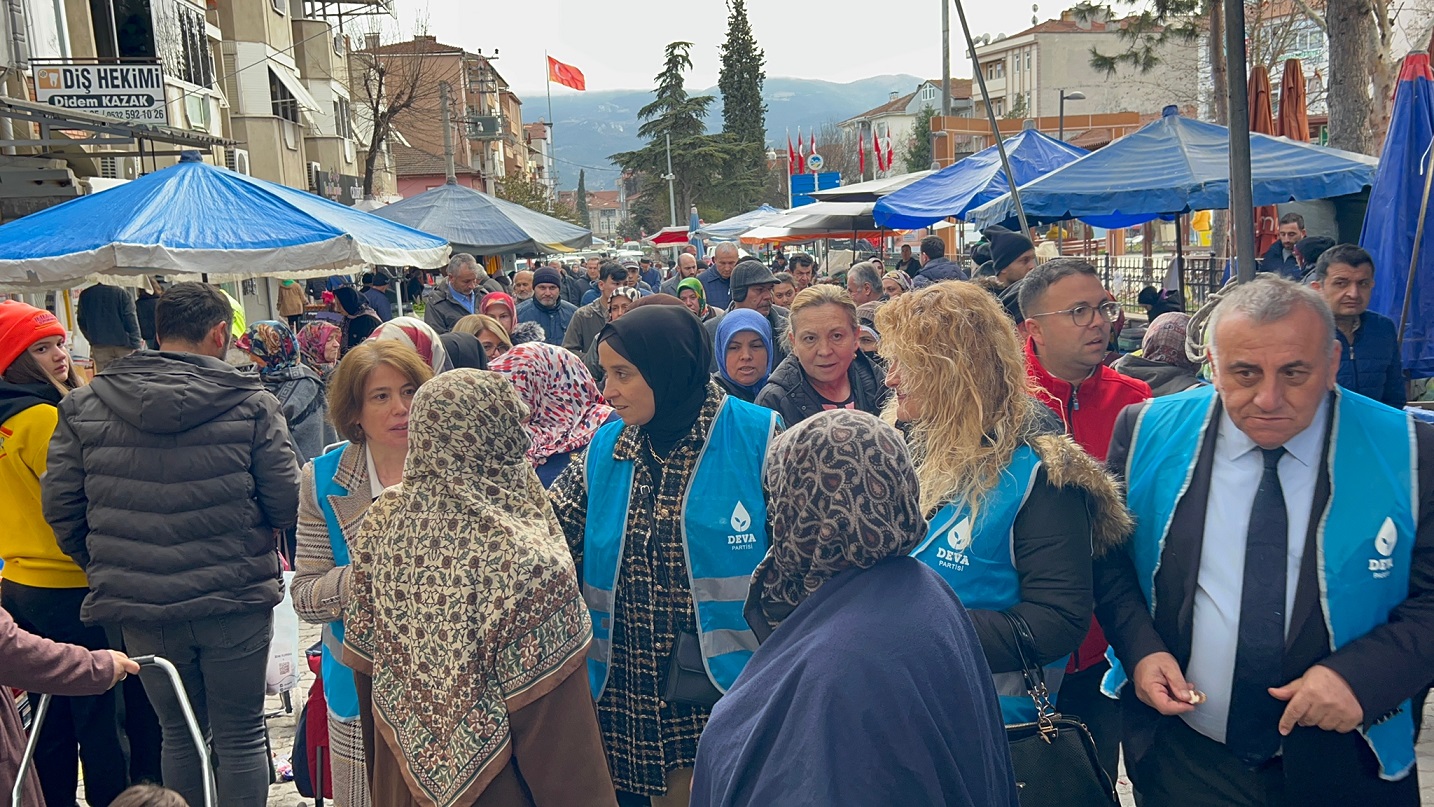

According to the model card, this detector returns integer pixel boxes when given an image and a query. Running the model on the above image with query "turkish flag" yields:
[796,127,806,174]
[788,132,796,173]
[547,56,586,91]
[858,130,866,175]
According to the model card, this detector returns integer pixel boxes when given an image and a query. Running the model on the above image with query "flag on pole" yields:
[884,134,895,173]
[787,130,796,174]
[797,126,806,174]
[858,130,866,176]
[547,56,586,91]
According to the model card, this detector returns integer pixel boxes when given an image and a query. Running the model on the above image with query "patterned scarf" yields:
[236,320,300,380]
[296,321,340,378]
[342,370,591,806]
[1142,312,1199,372]
[754,409,928,624]
[368,316,450,373]
[490,342,614,465]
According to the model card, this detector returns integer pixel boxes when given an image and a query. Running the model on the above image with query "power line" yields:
[551,153,622,173]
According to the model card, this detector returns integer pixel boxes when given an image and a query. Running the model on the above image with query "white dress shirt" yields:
[1182,398,1330,743]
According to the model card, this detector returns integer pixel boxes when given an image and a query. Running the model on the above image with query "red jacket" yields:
[1026,339,1151,670]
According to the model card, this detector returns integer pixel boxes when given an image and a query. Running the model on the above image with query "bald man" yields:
[698,243,739,309]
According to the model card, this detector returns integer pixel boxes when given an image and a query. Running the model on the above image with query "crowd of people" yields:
[0,224,1430,807]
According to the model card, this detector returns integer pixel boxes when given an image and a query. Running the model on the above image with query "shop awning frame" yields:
[0,94,234,151]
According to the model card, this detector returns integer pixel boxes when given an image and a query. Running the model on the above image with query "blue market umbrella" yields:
[873,129,1087,228]
[0,151,451,289]
[688,206,706,260]
[969,107,1379,230]
[371,181,592,255]
[1362,51,1434,376]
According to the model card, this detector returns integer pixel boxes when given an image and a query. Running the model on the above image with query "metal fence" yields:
[1098,256,1225,314]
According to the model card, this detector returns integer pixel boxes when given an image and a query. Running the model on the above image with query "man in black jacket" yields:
[1096,277,1434,806]
[911,234,970,289]
[1259,212,1306,280]
[44,282,300,807]
[77,282,142,371]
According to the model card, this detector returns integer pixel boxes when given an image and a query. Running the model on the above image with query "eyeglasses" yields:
[1026,300,1123,327]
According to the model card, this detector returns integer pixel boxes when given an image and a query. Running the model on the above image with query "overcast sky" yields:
[397,0,1050,96]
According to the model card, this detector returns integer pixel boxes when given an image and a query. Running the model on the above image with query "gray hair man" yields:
[424,252,498,334]
[846,261,882,305]
[1098,276,1434,805]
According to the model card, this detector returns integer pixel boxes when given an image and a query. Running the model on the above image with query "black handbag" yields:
[661,631,723,708]
[1001,611,1119,807]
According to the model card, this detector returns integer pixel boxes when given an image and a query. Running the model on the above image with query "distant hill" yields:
[542,74,923,191]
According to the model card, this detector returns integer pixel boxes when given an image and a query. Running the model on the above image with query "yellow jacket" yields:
[0,402,87,588]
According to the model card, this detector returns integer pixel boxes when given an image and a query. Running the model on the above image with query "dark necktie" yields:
[1226,446,1288,766]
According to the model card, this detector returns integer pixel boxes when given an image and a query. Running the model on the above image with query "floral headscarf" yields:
[236,320,301,379]
[367,316,451,373]
[296,321,340,377]
[490,342,614,466]
[1142,312,1199,373]
[882,270,912,293]
[753,409,927,625]
[342,369,590,806]
[481,292,516,320]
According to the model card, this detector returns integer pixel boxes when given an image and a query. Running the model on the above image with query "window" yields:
[270,69,300,123]
[98,0,214,88]
[271,0,286,14]
[922,85,937,102]
[333,97,354,139]
[1026,51,1031,70]
[1014,55,1021,74]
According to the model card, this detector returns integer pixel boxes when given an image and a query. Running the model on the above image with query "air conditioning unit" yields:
[98,156,138,180]
[308,161,323,193]
[224,148,250,175]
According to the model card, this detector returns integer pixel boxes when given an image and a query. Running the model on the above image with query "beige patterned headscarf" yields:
[342,369,592,806]
[753,409,928,624]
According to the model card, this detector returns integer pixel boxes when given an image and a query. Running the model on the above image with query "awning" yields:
[0,94,233,150]
[268,66,321,113]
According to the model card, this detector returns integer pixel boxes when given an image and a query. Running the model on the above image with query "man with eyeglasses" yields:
[1018,257,1152,783]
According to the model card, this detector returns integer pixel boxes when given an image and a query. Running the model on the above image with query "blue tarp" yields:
[698,204,785,240]
[969,107,1380,231]
[0,152,451,289]
[1362,53,1434,377]
[873,129,1087,228]
[371,181,592,255]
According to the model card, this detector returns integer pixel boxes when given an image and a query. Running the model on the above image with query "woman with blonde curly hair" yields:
[877,281,1131,732]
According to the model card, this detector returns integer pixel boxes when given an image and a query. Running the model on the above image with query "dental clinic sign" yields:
[33,64,169,125]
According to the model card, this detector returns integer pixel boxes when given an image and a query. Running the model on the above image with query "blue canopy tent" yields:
[0,152,451,290]
[370,181,593,255]
[968,107,1379,231]
[697,204,786,240]
[688,206,706,259]
[873,129,1087,228]
[1362,52,1434,377]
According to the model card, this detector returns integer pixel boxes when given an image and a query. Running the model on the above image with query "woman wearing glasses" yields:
[1015,258,1151,781]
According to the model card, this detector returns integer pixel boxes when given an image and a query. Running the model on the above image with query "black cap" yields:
[730,259,778,298]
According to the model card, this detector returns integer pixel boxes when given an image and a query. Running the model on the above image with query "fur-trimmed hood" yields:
[1029,433,1133,557]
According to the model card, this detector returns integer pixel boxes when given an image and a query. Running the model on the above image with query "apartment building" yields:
[360,34,523,196]
[971,8,1199,121]
[838,79,974,176]
[525,119,555,193]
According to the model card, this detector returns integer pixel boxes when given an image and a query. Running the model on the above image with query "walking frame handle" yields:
[12,655,216,807]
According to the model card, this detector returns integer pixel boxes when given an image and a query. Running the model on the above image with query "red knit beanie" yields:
[0,300,67,376]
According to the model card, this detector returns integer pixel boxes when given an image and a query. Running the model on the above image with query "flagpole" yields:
[786,128,793,208]
[544,52,557,192]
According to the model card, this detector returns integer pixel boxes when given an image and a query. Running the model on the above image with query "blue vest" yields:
[1102,385,1418,780]
[312,445,361,722]
[582,397,781,701]
[910,445,1069,724]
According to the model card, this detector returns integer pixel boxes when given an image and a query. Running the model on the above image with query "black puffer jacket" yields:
[43,351,299,625]
[754,350,889,427]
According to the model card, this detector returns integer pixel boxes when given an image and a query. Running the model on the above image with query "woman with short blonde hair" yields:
[452,313,513,362]
[292,340,434,807]
[877,281,1131,737]
[754,285,888,426]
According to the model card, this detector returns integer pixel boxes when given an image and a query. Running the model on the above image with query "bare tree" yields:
[349,24,444,197]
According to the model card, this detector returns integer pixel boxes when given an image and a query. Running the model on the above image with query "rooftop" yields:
[843,79,974,123]
[391,142,479,177]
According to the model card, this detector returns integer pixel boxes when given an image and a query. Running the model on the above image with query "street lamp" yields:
[1058,89,1086,141]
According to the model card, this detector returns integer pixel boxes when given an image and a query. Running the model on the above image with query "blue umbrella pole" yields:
[1398,144,1434,347]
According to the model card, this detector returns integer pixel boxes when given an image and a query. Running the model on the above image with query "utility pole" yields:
[665,132,677,227]
[941,0,952,118]
[1225,0,1255,280]
[440,82,456,185]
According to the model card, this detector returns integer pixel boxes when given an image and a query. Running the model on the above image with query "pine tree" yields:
[718,0,768,212]
[612,42,743,232]
[575,170,591,227]
[904,106,936,174]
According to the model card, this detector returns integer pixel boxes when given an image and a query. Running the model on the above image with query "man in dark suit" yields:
[1097,276,1434,806]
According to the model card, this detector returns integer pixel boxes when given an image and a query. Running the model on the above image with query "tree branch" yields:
[1288,0,1327,32]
